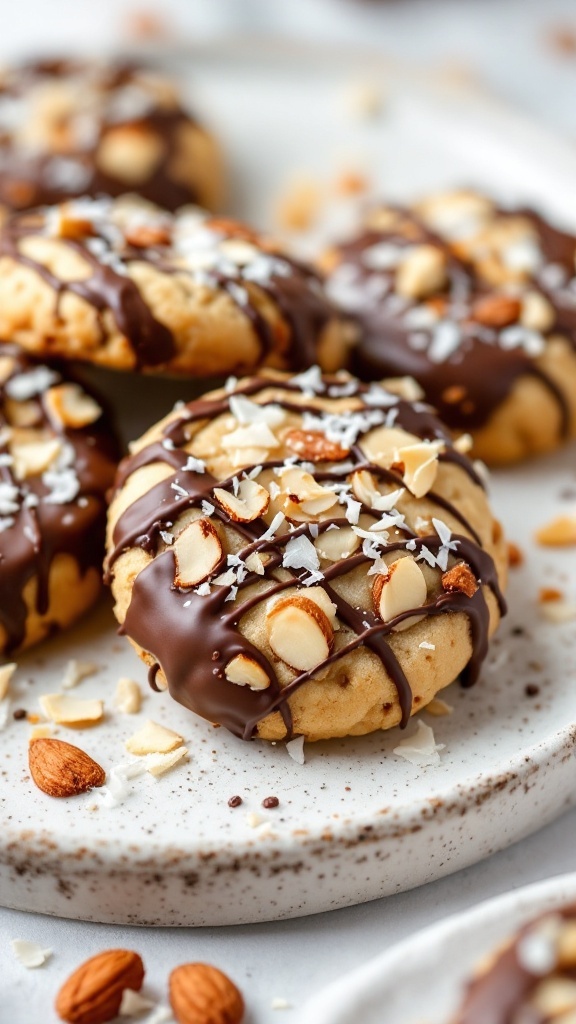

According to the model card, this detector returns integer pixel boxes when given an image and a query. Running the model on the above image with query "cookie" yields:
[0,58,224,213]
[0,345,118,654]
[0,196,355,376]
[452,903,576,1024]
[106,369,507,743]
[324,194,576,465]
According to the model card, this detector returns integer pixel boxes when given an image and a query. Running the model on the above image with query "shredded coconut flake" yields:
[282,535,321,575]
[10,939,52,968]
[229,394,285,427]
[183,455,206,473]
[393,720,445,767]
[5,367,59,400]
[286,735,306,765]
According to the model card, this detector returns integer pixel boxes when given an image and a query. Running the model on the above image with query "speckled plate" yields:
[2,43,576,926]
[300,872,576,1024]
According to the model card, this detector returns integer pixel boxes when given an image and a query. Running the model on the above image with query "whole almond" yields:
[472,294,521,328]
[56,949,144,1024]
[170,963,244,1024]
[29,738,105,798]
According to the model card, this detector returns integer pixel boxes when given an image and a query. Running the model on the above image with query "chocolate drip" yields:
[331,208,576,433]
[454,905,576,1024]
[0,346,118,650]
[0,59,205,213]
[110,374,504,740]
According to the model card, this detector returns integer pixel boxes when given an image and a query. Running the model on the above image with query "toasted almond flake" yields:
[225,654,270,691]
[508,541,524,567]
[10,939,52,968]
[44,382,102,428]
[29,724,53,740]
[11,438,62,478]
[425,698,453,717]
[315,525,360,561]
[173,517,223,588]
[541,600,576,623]
[39,693,103,725]
[119,989,156,1016]
[278,466,338,519]
[114,677,142,714]
[126,719,184,756]
[398,440,443,498]
[214,478,269,523]
[144,745,188,777]
[0,661,16,701]
[535,515,576,546]
[373,556,427,631]
[267,594,333,671]
[61,659,99,690]
[539,587,563,603]
[393,720,444,767]
[286,735,306,765]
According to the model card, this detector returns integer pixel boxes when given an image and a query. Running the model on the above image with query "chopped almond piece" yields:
[539,587,563,603]
[535,515,576,546]
[284,429,349,463]
[508,542,524,567]
[441,562,478,599]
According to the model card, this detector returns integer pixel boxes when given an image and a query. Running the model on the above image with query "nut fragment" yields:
[213,479,269,523]
[472,294,521,328]
[0,661,16,701]
[39,693,104,726]
[508,541,524,567]
[29,738,105,798]
[284,429,350,463]
[48,211,96,240]
[55,948,145,1024]
[145,746,188,777]
[113,677,142,714]
[225,654,270,691]
[397,441,443,499]
[124,224,171,248]
[535,515,576,547]
[173,518,223,587]
[395,245,447,300]
[11,437,62,478]
[441,562,478,598]
[169,962,244,1024]
[267,594,334,672]
[277,467,338,520]
[372,556,427,631]
[125,719,184,756]
[521,290,555,332]
[315,525,360,561]
[97,125,165,184]
[45,383,102,429]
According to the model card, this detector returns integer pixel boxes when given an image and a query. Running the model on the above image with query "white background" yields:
[2,0,576,1020]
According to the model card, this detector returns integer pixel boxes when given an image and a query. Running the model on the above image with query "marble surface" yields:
[2,0,576,1020]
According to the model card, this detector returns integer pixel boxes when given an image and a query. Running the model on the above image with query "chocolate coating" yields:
[108,373,505,741]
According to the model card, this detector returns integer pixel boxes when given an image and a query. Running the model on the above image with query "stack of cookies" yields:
[4,56,576,747]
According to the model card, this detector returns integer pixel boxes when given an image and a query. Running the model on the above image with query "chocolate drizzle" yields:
[328,205,576,433]
[108,373,505,741]
[0,345,118,651]
[0,59,207,212]
[454,904,576,1024]
[0,201,342,371]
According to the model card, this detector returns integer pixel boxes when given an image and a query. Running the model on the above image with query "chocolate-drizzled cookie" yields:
[0,59,224,213]
[106,369,507,742]
[0,344,118,654]
[0,196,356,376]
[324,191,576,465]
[452,903,576,1024]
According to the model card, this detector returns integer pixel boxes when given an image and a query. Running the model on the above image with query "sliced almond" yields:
[395,245,447,300]
[350,469,404,509]
[48,210,96,240]
[397,440,443,498]
[521,290,555,332]
[508,541,524,567]
[278,467,338,520]
[245,551,269,575]
[213,478,269,523]
[39,693,104,726]
[472,294,521,327]
[453,433,473,454]
[284,429,350,463]
[225,654,271,690]
[535,515,576,547]
[425,698,453,717]
[173,518,223,588]
[0,661,16,701]
[145,745,188,777]
[315,525,360,561]
[267,594,334,672]
[441,562,479,598]
[125,719,184,756]
[5,398,42,427]
[360,425,421,467]
[44,383,102,429]
[114,677,142,714]
[12,439,58,479]
[372,556,427,631]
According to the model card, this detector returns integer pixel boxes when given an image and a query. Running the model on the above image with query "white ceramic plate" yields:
[1,42,576,927]
[300,872,576,1024]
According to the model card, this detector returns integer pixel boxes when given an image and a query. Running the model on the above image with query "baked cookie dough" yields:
[0,345,118,654]
[324,193,576,465]
[0,58,224,213]
[452,903,576,1024]
[0,196,355,376]
[106,368,507,742]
